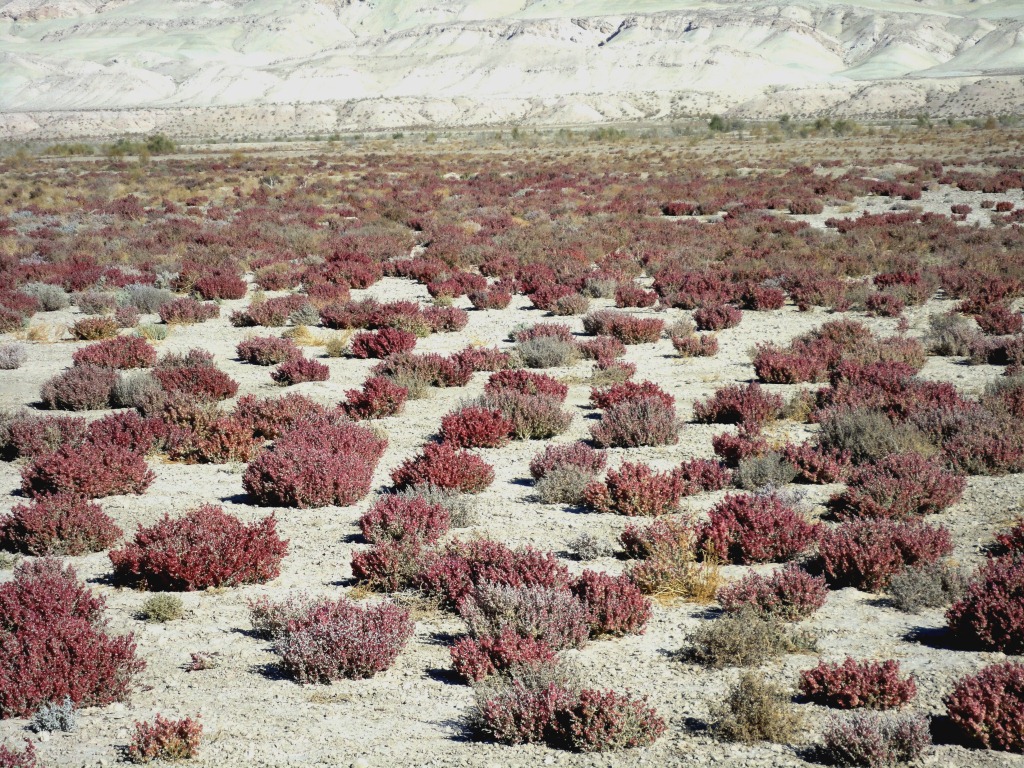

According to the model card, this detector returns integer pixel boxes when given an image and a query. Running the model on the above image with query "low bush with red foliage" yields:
[350,538,427,593]
[165,411,260,464]
[571,570,651,637]
[451,346,513,373]
[578,335,627,361]
[700,493,818,564]
[127,714,202,763]
[469,287,512,310]
[866,292,906,317]
[830,452,966,520]
[271,357,330,385]
[372,351,473,389]
[739,284,786,311]
[358,494,450,545]
[236,336,301,366]
[944,662,1024,752]
[272,597,413,683]
[583,462,687,516]
[995,518,1024,556]
[717,565,828,621]
[974,304,1023,335]
[692,382,782,432]
[72,335,156,369]
[341,376,408,420]
[450,630,557,682]
[529,442,607,480]
[672,333,719,357]
[244,420,386,508]
[712,429,770,467]
[109,505,287,591]
[2,413,88,460]
[440,406,513,448]
[607,316,664,345]
[485,370,568,401]
[590,380,674,410]
[21,440,154,499]
[232,393,327,439]
[591,397,679,448]
[782,442,851,484]
[70,316,118,341]
[946,555,1024,654]
[819,518,953,592]
[391,442,495,494]
[677,458,733,494]
[0,741,41,768]
[158,297,218,325]
[614,284,658,308]
[350,328,418,359]
[40,364,117,410]
[153,360,238,403]
[194,270,247,300]
[0,559,144,719]
[424,306,469,333]
[85,411,166,455]
[693,304,742,331]
[800,658,917,710]
[0,494,121,556]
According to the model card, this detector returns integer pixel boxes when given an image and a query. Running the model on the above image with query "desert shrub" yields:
[529,444,605,483]
[111,372,166,414]
[614,284,658,308]
[753,343,830,384]
[271,357,330,385]
[712,429,770,468]
[21,441,153,499]
[0,307,25,334]
[350,535,429,592]
[517,336,580,368]
[244,421,386,508]
[887,561,969,613]
[578,335,627,361]
[590,358,635,385]
[248,592,325,640]
[817,408,934,466]
[87,411,165,455]
[866,292,905,317]
[469,674,579,746]
[272,597,413,682]
[479,390,572,440]
[469,288,512,310]
[554,688,666,752]
[70,316,117,341]
[627,540,722,602]
[153,364,237,403]
[451,346,514,373]
[590,380,674,410]
[678,458,733,494]
[712,672,802,743]
[486,369,567,401]
[164,411,260,464]
[373,351,473,392]
[700,493,819,564]
[72,336,156,370]
[350,328,417,359]
[571,570,651,638]
[30,696,76,733]
[419,538,570,609]
[0,344,26,371]
[534,467,595,505]
[799,658,916,710]
[20,282,70,311]
[942,408,1024,476]
[395,483,478,528]
[672,333,719,357]
[1,413,88,460]
[0,494,121,556]
[734,452,799,490]
[607,316,664,345]
[583,462,686,517]
[926,313,979,356]
[551,294,590,316]
[717,565,828,621]
[0,559,144,719]
[231,393,327,439]
[944,662,1024,752]
[140,594,183,623]
[126,714,202,763]
[739,285,787,311]
[459,583,589,650]
[194,271,246,301]
[831,453,965,520]
[440,406,513,448]
[975,304,1023,335]
[111,304,137,327]
[567,532,614,561]
[620,517,696,560]
[40,364,117,410]
[158,298,218,325]
[120,285,174,314]
[391,442,494,494]
[946,556,1024,653]
[590,397,679,448]
[820,711,931,767]
[782,442,852,484]
[109,505,287,591]
[236,336,301,366]
[341,376,407,420]
[819,519,953,592]
[450,630,557,682]
[693,383,783,432]
[358,494,449,545]
[693,304,742,331]
[685,610,813,668]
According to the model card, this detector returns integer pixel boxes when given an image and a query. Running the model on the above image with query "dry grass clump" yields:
[712,672,803,743]
[684,610,816,668]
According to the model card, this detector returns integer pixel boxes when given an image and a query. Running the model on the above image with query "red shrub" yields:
[349,328,418,359]
[996,518,1024,556]
[243,421,385,508]
[232,393,328,439]
[866,292,906,317]
[717,565,828,621]
[21,441,153,499]
[236,336,301,366]
[165,415,260,464]
[0,741,41,768]
[753,343,830,384]
[424,306,469,333]
[511,322,574,343]
[672,333,719,357]
[608,316,664,344]
[272,598,413,682]
[440,406,513,448]
[590,380,673,410]
[693,304,742,331]
[583,462,686,517]
[485,370,568,401]
[194,271,246,300]
[944,662,1024,752]
[450,631,557,682]
[40,364,116,410]
[158,297,218,324]
[473,679,577,745]
[590,398,679,448]
[831,453,966,520]
[578,335,627,361]
[692,382,782,432]
[69,316,117,340]
[620,517,695,561]
[469,288,512,310]
[614,284,658,308]
[530,284,575,311]
[529,442,607,480]
[0,494,121,556]
[553,689,666,752]
[700,493,818,564]
[819,518,952,592]
[677,458,733,494]
[271,357,330,385]
[451,346,514,373]
[0,559,144,719]
[946,556,1024,654]
[799,658,917,710]
[820,711,931,767]
[341,376,408,420]
[458,583,589,651]
[391,442,494,494]
[3,414,88,460]
[571,570,651,637]
[372,352,473,388]
[72,336,156,369]
[154,365,238,402]
[782,442,851,484]
[127,714,202,763]
[480,390,572,440]
[712,430,770,467]
[975,304,1023,335]
[358,494,449,545]
[110,505,287,591]
[739,285,786,311]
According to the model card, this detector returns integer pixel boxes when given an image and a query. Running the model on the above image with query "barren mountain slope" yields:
[1,0,1023,138]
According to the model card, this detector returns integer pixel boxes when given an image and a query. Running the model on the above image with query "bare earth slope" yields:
[1,0,1024,138]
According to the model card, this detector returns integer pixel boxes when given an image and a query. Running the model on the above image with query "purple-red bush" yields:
[614,284,658,309]
[350,538,427,593]
[72,336,156,369]
[341,376,408,419]
[440,406,513,448]
[717,565,828,621]
[2,414,88,460]
[0,741,41,768]
[529,442,607,481]
[583,462,687,517]
[590,397,679,448]
[232,393,327,439]
[450,630,557,682]
[692,383,782,432]
[712,430,770,467]
[350,328,417,359]
[946,556,1024,654]
[127,715,202,762]
[677,459,733,494]
[819,518,953,592]
[358,495,450,545]
[799,658,917,710]
[271,357,330,385]
[831,453,965,520]
[944,662,1024,752]
[578,335,627,361]
[590,380,673,410]
[672,333,719,357]
[158,297,218,325]
[485,370,568,401]
[700,493,818,564]
[571,570,651,637]
[40,364,116,411]
[391,442,494,494]
[782,442,851,484]
[153,365,237,403]
[109,505,287,591]
[451,346,514,373]
[974,304,1023,336]
[21,441,153,499]
[693,304,742,331]
[0,494,121,556]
